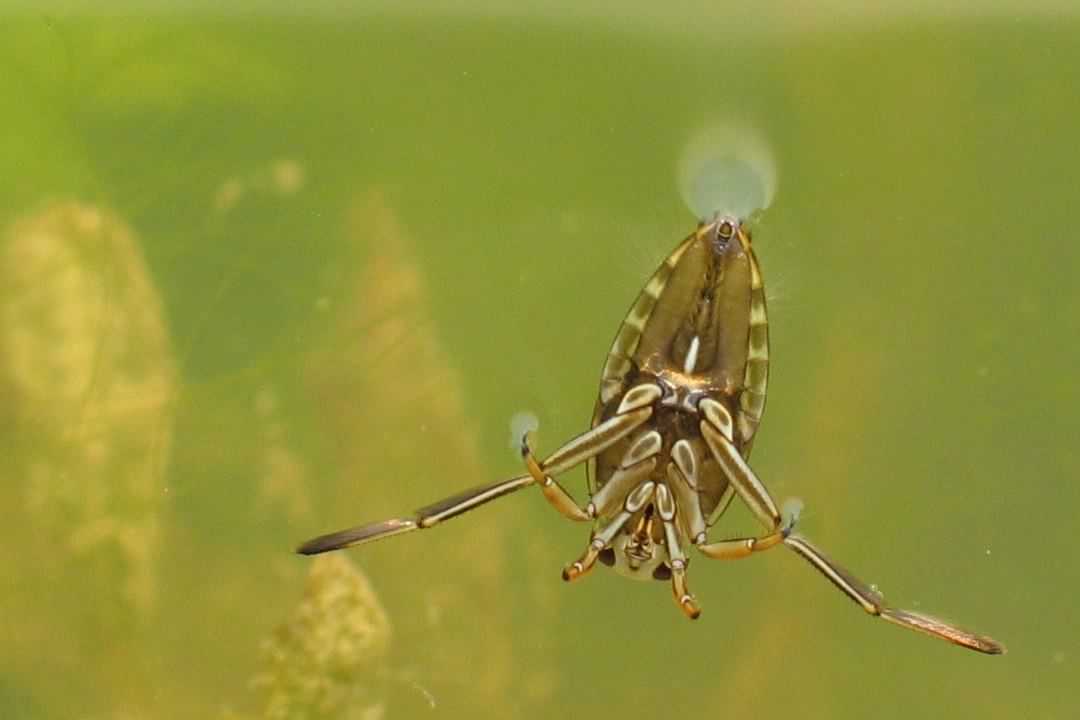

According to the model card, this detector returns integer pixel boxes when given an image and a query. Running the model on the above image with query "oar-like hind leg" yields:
[296,474,534,555]
[784,533,1005,655]
[297,394,656,555]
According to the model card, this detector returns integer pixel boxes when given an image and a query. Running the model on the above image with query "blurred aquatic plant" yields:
[1,200,176,616]
[304,190,534,712]
[251,554,391,720]
[253,385,313,524]
[707,318,886,718]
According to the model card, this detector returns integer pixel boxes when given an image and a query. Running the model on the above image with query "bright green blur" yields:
[1,6,1076,720]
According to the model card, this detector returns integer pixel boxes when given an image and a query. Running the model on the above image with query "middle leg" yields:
[667,457,798,560]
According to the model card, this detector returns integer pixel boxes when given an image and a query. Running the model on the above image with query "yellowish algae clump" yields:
[1,200,176,614]
[253,555,391,720]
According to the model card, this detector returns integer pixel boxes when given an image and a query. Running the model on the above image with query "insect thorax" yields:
[587,373,749,581]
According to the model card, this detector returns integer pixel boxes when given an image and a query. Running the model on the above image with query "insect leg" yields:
[694,410,805,560]
[784,533,1005,654]
[666,441,781,561]
[700,412,782,530]
[707,483,736,526]
[521,437,591,521]
[539,405,654,476]
[561,512,629,581]
[655,482,701,619]
[666,441,707,539]
[589,454,658,518]
[519,403,655,521]
[296,474,534,555]
[299,396,656,556]
[563,481,656,581]
[695,512,797,560]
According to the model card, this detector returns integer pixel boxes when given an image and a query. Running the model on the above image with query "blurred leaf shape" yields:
[252,554,390,720]
[303,190,520,710]
[77,24,291,112]
[1,200,176,615]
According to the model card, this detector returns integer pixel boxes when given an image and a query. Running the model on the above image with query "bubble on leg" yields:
[509,410,540,451]
[678,123,777,220]
[781,497,804,527]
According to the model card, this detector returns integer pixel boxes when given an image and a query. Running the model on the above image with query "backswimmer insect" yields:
[299,215,1004,655]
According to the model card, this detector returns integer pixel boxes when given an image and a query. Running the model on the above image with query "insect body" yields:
[299,216,1003,655]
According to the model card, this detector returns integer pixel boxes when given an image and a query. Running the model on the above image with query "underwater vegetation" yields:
[250,554,391,720]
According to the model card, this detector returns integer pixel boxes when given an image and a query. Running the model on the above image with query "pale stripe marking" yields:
[749,300,767,327]
[622,430,662,466]
[740,388,766,416]
[701,421,781,526]
[683,335,701,374]
[543,407,652,476]
[420,474,535,526]
[783,535,880,614]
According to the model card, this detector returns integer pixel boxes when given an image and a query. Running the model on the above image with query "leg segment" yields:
[784,533,1004,655]
[588,456,658,518]
[522,436,591,521]
[700,415,781,530]
[299,394,656,555]
[665,461,707,542]
[296,474,533,554]
[562,481,656,581]
[693,408,795,561]
[696,510,797,559]
[707,483,736,526]
[655,482,700,619]
[518,386,657,520]
[540,405,653,476]
[561,511,630,581]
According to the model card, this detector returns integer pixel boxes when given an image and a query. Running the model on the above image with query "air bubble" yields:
[678,123,777,221]
[509,411,539,451]
[781,497,804,525]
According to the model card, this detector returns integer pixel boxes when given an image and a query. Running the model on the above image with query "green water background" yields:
[2,4,1077,719]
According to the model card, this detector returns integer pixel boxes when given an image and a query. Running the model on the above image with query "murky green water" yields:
[2,5,1077,719]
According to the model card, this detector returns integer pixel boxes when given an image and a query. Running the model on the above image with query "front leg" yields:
[520,383,661,521]
[699,397,781,530]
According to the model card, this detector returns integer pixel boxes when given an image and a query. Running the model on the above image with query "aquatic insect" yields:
[299,216,1003,655]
